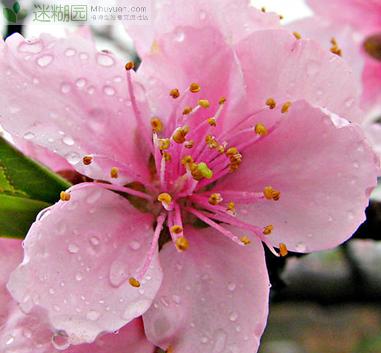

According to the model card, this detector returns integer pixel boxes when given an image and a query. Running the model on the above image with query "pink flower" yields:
[0,1,378,352]
[0,239,155,353]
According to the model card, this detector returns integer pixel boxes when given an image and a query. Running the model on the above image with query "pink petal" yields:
[218,100,378,252]
[143,226,270,353]
[0,32,151,183]
[123,0,279,56]
[7,187,162,345]
[234,29,363,124]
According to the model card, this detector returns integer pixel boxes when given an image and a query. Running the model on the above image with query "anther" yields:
[198,99,210,108]
[181,155,194,165]
[227,201,236,215]
[129,277,141,288]
[175,236,189,251]
[261,6,266,12]
[163,152,172,162]
[279,243,288,257]
[184,140,194,149]
[158,138,171,150]
[166,345,174,353]
[226,147,238,157]
[219,97,226,105]
[173,126,190,144]
[170,88,180,99]
[197,162,213,179]
[182,106,193,115]
[293,32,302,40]
[263,225,273,235]
[265,98,276,109]
[151,117,164,133]
[281,101,292,113]
[263,186,281,201]
[254,123,268,136]
[60,191,71,201]
[330,37,342,56]
[208,193,223,205]
[170,225,183,234]
[82,155,93,165]
[189,82,201,93]
[125,61,135,71]
[110,167,119,178]
[205,135,219,149]
[240,236,251,245]
[208,117,217,126]
[158,193,172,205]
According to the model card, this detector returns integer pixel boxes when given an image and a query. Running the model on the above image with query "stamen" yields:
[254,123,268,136]
[125,61,135,70]
[60,191,71,201]
[170,88,180,99]
[330,37,342,56]
[82,155,93,165]
[129,277,141,288]
[166,345,174,353]
[208,117,217,126]
[279,243,288,257]
[151,117,164,133]
[240,235,251,245]
[163,152,172,161]
[182,106,193,115]
[208,193,223,205]
[184,140,194,149]
[189,82,201,93]
[293,32,302,40]
[170,225,183,234]
[265,98,276,109]
[158,138,171,150]
[263,224,274,235]
[181,155,194,165]
[281,101,292,113]
[227,201,236,215]
[175,236,189,251]
[172,125,190,144]
[198,99,210,108]
[263,186,281,201]
[219,97,226,105]
[196,162,213,179]
[110,167,119,178]
[158,192,173,210]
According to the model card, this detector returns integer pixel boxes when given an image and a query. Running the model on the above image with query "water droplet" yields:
[64,48,76,57]
[129,240,141,250]
[68,243,79,254]
[23,131,35,140]
[96,52,115,67]
[86,310,100,321]
[49,288,55,295]
[5,335,15,345]
[62,135,75,146]
[212,329,227,352]
[201,336,209,343]
[229,312,238,322]
[65,152,81,165]
[174,29,185,42]
[113,76,122,83]
[345,98,354,108]
[37,55,53,67]
[75,273,83,281]
[74,78,86,89]
[51,330,70,350]
[19,40,43,54]
[172,295,181,304]
[227,282,236,291]
[87,86,95,95]
[79,52,89,60]
[103,85,115,96]
[90,236,100,246]
[60,83,71,94]
[23,328,32,338]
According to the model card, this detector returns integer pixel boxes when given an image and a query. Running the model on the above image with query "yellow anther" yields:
[198,99,210,108]
[263,224,274,235]
[166,345,174,353]
[173,126,190,144]
[293,31,302,40]
[226,147,238,157]
[150,117,164,133]
[261,6,266,12]
[175,236,189,251]
[240,235,251,245]
[184,140,194,149]
[227,201,236,214]
[263,186,281,201]
[170,88,180,99]
[170,225,183,234]
[217,145,225,154]
[197,162,213,179]
[60,191,71,201]
[158,138,171,150]
[205,135,219,149]
[255,123,268,136]
[281,101,292,113]
[110,167,119,178]
[330,37,342,56]
[208,193,223,205]
[279,243,288,257]
[265,97,276,109]
[182,106,193,115]
[163,152,172,162]
[208,117,217,126]
[189,82,201,93]
[129,277,141,288]
[219,96,227,105]
[158,193,172,205]
[82,155,93,165]
[125,61,135,71]
[181,155,194,165]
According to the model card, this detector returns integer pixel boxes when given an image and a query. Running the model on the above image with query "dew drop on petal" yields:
[23,131,35,140]
[64,48,76,57]
[51,330,70,350]
[62,135,75,146]
[75,273,83,281]
[68,243,79,254]
[174,29,185,42]
[89,236,100,247]
[129,240,141,250]
[229,312,238,322]
[86,310,100,321]
[201,336,209,344]
[79,52,89,60]
[103,85,116,96]
[37,55,53,67]
[65,152,81,165]
[75,78,86,88]
[96,52,115,67]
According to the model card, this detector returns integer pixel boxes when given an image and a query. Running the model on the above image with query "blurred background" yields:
[1,0,381,352]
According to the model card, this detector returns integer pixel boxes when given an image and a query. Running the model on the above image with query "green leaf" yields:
[3,8,16,23]
[12,2,20,14]
[0,137,71,238]
[0,195,50,239]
